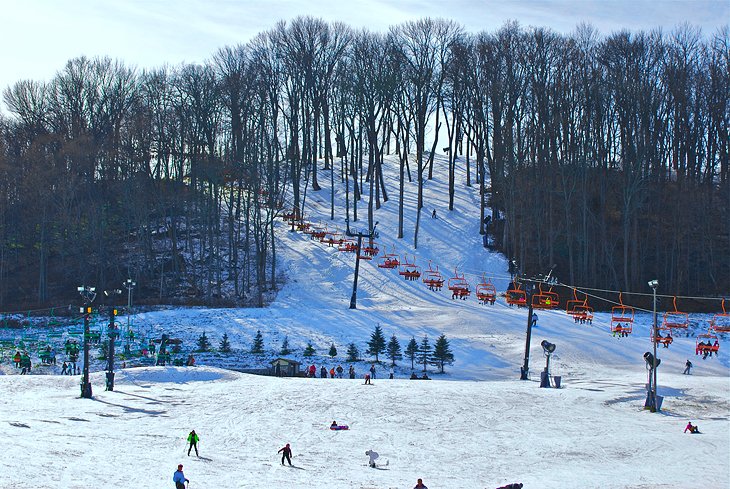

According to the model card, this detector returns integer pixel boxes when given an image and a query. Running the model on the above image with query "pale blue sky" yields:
[1,0,728,93]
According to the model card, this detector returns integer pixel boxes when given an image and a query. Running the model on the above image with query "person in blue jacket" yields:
[173,464,189,489]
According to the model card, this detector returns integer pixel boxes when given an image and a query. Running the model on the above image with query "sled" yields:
[330,425,349,430]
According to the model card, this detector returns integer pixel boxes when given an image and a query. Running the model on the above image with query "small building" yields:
[270,358,301,377]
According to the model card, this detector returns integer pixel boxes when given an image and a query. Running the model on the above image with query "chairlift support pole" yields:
[520,266,556,381]
[346,221,378,310]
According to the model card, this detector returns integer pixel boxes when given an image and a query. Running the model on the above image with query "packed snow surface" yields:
[1,154,728,489]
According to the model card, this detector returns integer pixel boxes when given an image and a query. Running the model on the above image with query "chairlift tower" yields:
[345,220,378,310]
[519,266,557,381]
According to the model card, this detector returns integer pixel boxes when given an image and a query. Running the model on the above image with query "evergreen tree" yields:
[366,324,386,362]
[431,334,454,373]
[251,330,265,354]
[418,335,431,372]
[346,342,360,362]
[196,332,211,352]
[405,337,418,369]
[386,334,402,366]
[280,336,291,356]
[303,342,316,357]
[329,343,337,358]
[219,332,231,353]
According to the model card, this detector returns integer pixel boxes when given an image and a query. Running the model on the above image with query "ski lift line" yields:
[0,303,76,317]
[558,283,727,303]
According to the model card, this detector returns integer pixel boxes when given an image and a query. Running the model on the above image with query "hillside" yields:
[0,154,728,489]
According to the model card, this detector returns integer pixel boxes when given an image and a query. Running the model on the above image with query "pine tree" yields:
[303,342,316,357]
[386,334,402,366]
[196,332,211,352]
[366,324,386,362]
[346,342,359,362]
[431,334,454,373]
[280,336,291,356]
[405,337,418,369]
[418,335,431,372]
[329,343,337,358]
[219,332,231,353]
[251,330,264,354]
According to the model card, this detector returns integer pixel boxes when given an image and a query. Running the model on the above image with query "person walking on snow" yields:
[369,364,376,379]
[365,449,379,468]
[187,430,199,456]
[173,464,189,489]
[278,443,293,465]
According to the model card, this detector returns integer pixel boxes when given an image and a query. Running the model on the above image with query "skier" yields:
[531,313,538,328]
[172,464,189,489]
[365,449,379,468]
[683,359,692,375]
[414,478,428,489]
[187,430,199,456]
[278,443,293,466]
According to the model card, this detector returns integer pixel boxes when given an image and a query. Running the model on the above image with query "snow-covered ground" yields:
[1,154,728,489]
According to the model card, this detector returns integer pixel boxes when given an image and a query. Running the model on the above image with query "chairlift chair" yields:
[505,282,527,307]
[361,240,380,259]
[447,268,471,300]
[337,239,357,253]
[377,247,400,269]
[710,299,730,333]
[476,275,497,305]
[662,297,689,330]
[398,255,421,281]
[571,302,594,325]
[611,292,635,336]
[651,325,674,347]
[695,331,720,356]
[531,284,560,310]
[422,262,444,291]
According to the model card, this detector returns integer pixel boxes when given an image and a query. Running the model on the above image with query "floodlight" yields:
[648,280,658,289]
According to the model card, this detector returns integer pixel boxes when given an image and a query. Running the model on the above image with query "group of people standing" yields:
[12,351,32,374]
[306,363,357,379]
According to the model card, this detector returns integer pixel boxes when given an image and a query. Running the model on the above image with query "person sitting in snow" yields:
[365,449,379,468]
[684,421,700,434]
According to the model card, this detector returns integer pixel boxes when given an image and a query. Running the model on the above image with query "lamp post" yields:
[104,289,122,391]
[647,280,660,412]
[122,279,136,354]
[78,285,96,398]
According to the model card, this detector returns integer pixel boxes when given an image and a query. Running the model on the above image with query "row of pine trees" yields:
[193,324,455,373]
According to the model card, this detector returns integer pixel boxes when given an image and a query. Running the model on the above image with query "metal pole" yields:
[349,235,363,309]
[79,288,94,398]
[106,306,116,391]
[651,285,659,412]
[520,287,534,380]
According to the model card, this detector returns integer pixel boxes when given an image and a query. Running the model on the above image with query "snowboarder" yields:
[531,313,538,328]
[187,430,199,456]
[278,443,293,466]
[432,209,436,219]
[414,478,428,489]
[173,464,189,489]
[683,359,692,375]
[684,422,700,434]
[365,449,379,468]
[369,364,376,379]
[364,373,371,385]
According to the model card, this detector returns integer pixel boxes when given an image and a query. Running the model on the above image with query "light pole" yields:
[78,285,96,398]
[104,289,122,391]
[122,279,136,354]
[647,279,660,412]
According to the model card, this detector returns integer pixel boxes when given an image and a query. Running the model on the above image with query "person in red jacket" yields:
[684,422,700,433]
[278,443,292,465]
